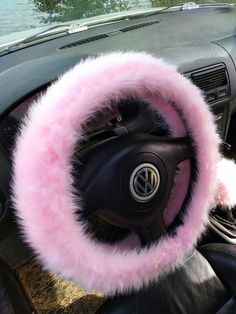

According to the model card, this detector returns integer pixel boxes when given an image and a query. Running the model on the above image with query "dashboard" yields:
[0,6,236,230]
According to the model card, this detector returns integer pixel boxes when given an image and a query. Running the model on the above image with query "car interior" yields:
[0,4,236,314]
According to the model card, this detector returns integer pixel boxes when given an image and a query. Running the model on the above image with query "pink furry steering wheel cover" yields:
[13,53,220,294]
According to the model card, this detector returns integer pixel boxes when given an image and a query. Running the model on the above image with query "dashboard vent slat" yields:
[120,20,159,32]
[191,64,228,92]
[196,79,227,87]
[59,20,159,49]
[194,71,226,81]
[60,34,109,49]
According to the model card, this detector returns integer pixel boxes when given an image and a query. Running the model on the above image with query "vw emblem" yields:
[129,163,160,202]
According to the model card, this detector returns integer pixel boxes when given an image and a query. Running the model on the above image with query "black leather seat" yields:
[98,244,236,314]
[200,244,236,314]
[199,243,236,296]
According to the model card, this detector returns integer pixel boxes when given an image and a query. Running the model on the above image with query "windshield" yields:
[1,0,235,38]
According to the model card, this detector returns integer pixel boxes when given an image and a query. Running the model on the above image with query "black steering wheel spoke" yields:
[135,219,166,246]
[150,136,193,172]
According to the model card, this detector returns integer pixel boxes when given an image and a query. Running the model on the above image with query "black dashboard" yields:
[0,6,236,227]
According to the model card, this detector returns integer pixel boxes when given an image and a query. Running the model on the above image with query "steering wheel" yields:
[76,133,192,245]
[13,52,220,294]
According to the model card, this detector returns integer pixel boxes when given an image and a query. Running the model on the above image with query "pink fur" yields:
[13,52,220,294]
[216,158,236,207]
[164,160,191,226]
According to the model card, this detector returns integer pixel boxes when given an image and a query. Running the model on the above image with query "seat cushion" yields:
[199,243,236,295]
[98,251,230,314]
[217,297,236,314]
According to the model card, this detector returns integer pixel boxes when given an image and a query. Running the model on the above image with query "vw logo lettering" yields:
[130,163,160,202]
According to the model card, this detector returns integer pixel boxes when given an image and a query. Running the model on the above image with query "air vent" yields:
[60,34,109,49]
[191,64,228,91]
[188,64,230,103]
[59,20,159,49]
[120,20,159,32]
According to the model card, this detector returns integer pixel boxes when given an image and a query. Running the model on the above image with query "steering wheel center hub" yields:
[130,163,160,203]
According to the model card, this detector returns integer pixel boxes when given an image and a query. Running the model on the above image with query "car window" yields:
[1,0,236,38]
